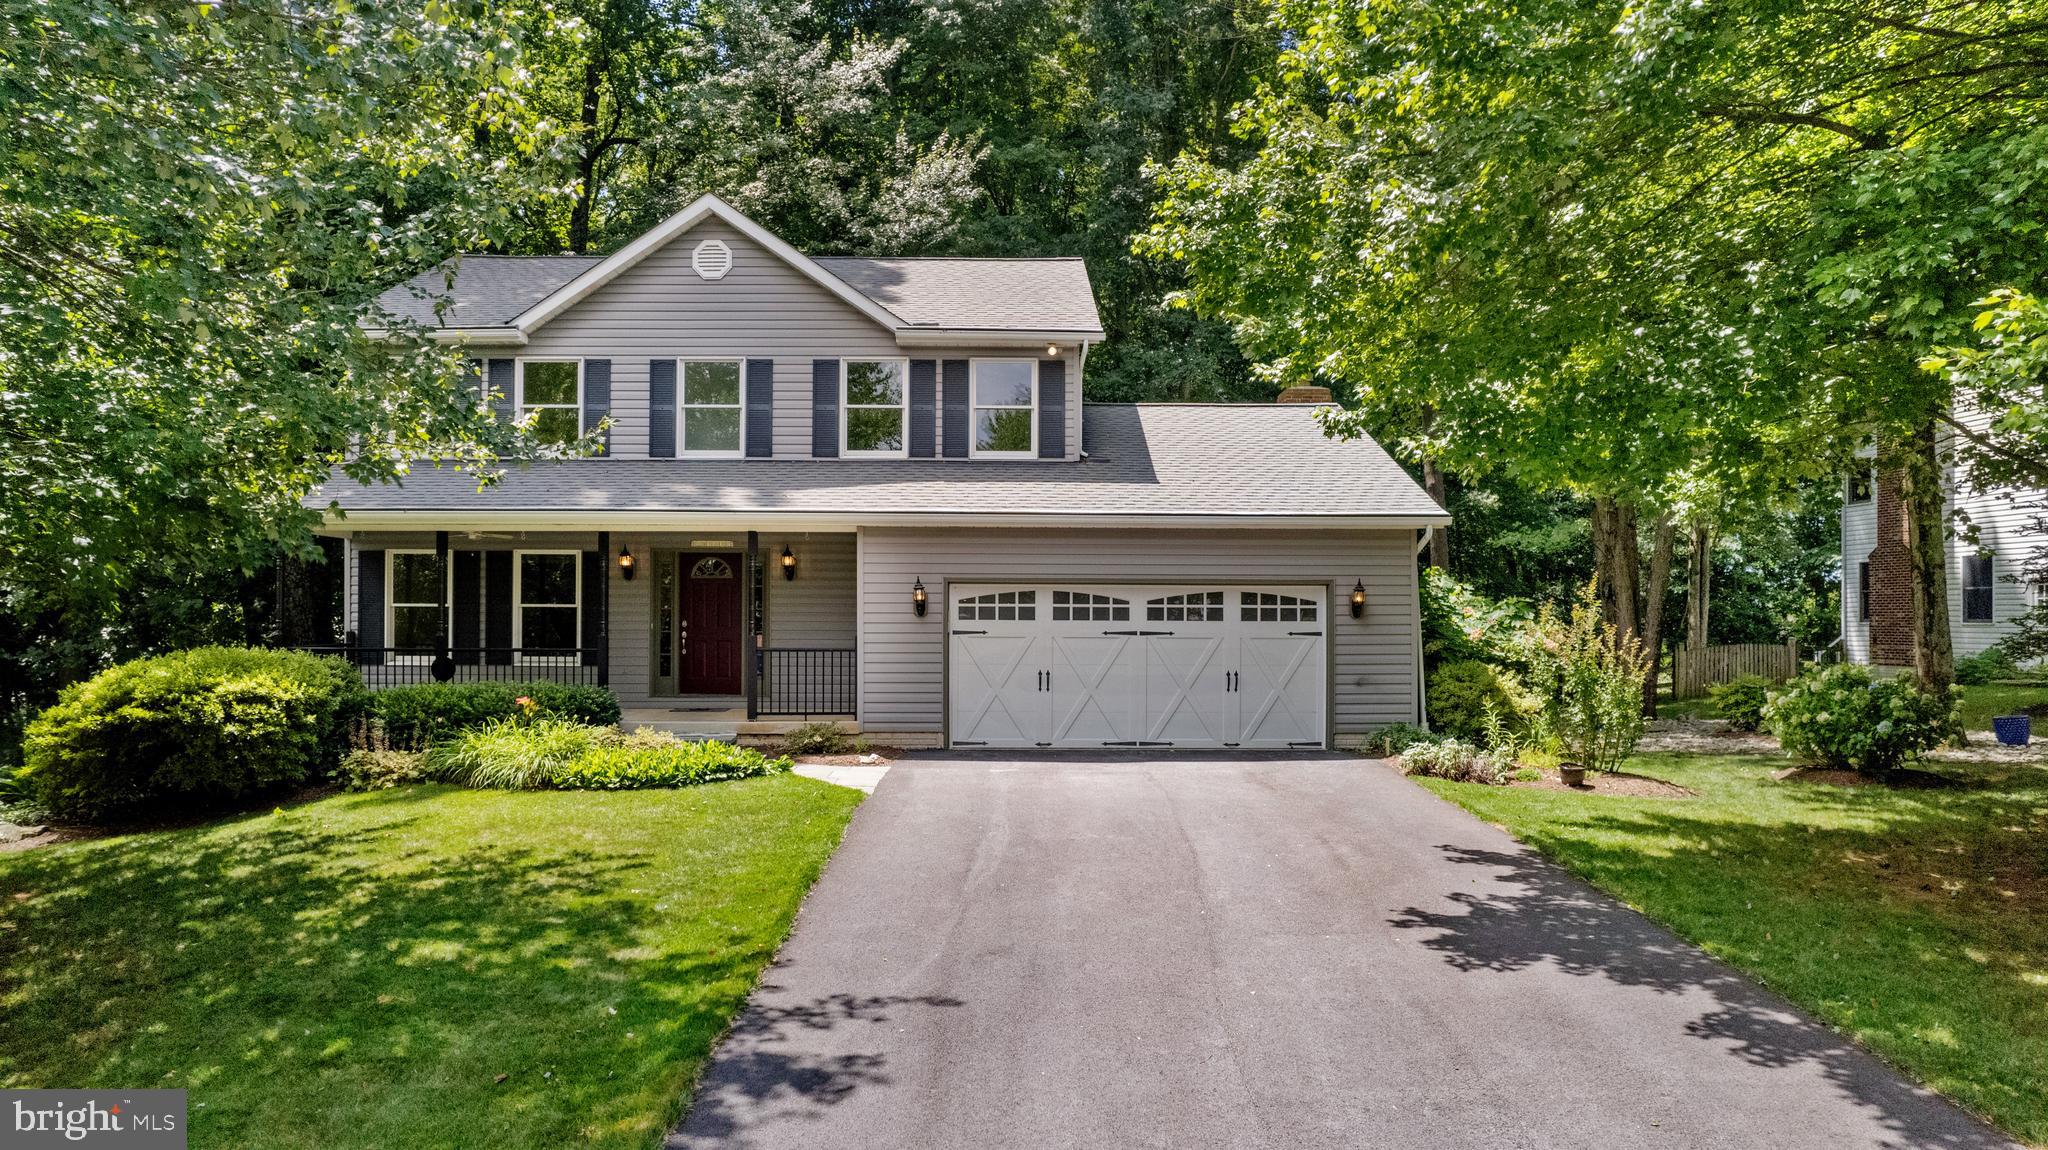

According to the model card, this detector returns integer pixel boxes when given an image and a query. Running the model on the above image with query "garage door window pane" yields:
[1052,591,1128,622]
[1147,591,1222,622]
[1241,591,1316,623]
[958,590,1035,621]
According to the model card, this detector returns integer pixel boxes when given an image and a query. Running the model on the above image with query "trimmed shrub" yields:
[555,741,791,790]
[21,647,360,821]
[1524,582,1648,773]
[1427,661,1530,744]
[1399,738,1510,785]
[780,721,850,756]
[1954,644,2021,687]
[1764,664,1958,775]
[1360,722,1436,757]
[369,681,620,746]
[339,749,432,791]
[1708,675,1773,733]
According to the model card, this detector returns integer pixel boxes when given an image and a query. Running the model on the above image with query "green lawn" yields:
[0,778,862,1150]
[1416,754,2048,1145]
[1957,683,2048,731]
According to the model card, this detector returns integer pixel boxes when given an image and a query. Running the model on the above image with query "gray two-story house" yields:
[316,195,1447,749]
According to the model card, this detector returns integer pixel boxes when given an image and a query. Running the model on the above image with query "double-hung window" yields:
[514,551,581,658]
[843,360,907,456]
[387,551,448,661]
[971,359,1037,456]
[519,361,582,445]
[1857,561,1871,622]
[1963,553,1995,622]
[680,360,744,455]
[1847,469,1873,503]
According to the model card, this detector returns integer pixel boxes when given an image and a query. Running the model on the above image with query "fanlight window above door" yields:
[690,557,734,580]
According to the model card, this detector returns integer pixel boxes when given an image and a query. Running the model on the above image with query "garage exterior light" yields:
[912,578,928,617]
[1350,580,1366,618]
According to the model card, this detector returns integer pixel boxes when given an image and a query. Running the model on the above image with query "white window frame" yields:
[676,358,746,459]
[841,358,910,459]
[511,549,583,661]
[516,359,583,442]
[385,550,451,664]
[969,358,1039,458]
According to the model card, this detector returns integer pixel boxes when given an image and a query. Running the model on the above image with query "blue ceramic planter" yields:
[1993,714,2030,747]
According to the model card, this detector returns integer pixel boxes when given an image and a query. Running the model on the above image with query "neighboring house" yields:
[313,195,1448,749]
[1840,408,2043,666]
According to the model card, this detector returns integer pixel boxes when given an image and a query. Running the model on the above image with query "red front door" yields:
[680,553,744,694]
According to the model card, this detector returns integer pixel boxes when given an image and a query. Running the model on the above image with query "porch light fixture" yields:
[1045,343,1060,357]
[912,578,928,617]
[1350,579,1366,619]
[781,545,797,581]
[617,544,636,581]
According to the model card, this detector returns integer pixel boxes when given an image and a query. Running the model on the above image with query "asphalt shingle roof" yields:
[313,404,1446,521]
[373,254,1104,336]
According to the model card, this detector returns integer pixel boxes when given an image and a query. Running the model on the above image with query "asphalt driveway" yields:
[669,755,2018,1150]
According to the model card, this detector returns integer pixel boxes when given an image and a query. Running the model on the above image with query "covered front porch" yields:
[321,528,858,724]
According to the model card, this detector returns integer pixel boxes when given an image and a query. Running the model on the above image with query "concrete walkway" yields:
[671,755,2019,1150]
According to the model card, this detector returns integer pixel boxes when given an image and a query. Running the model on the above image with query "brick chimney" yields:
[1866,467,1916,667]
[1277,385,1334,404]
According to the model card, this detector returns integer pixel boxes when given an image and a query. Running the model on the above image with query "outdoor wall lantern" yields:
[782,545,797,581]
[1045,343,1060,357]
[912,577,929,617]
[1350,579,1367,619]
[617,544,636,581]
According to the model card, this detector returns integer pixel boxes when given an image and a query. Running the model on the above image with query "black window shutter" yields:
[909,360,937,458]
[452,550,482,664]
[487,359,516,424]
[485,550,513,665]
[584,359,611,455]
[941,359,969,458]
[648,359,677,458]
[581,550,603,665]
[746,359,774,458]
[812,359,840,458]
[1038,358,1067,459]
[356,549,385,665]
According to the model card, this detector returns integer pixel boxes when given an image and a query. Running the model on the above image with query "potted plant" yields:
[1993,713,2031,747]
[1559,762,1588,787]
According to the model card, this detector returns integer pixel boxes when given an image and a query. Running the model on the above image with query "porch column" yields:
[745,530,759,721]
[597,531,611,688]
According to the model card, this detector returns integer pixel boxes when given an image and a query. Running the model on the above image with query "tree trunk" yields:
[1590,496,1641,639]
[1899,416,1955,693]
[1684,521,1712,650]
[1640,513,1676,714]
[567,60,604,254]
[1422,457,1449,569]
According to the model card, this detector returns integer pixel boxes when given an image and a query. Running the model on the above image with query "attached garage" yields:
[947,583,1327,749]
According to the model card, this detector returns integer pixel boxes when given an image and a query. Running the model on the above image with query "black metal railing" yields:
[300,646,604,689]
[756,648,856,716]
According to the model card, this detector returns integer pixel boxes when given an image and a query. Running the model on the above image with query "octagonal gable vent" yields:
[691,238,733,281]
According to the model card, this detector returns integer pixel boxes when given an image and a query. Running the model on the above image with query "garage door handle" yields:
[952,629,988,635]
[1288,631,1322,637]
[1102,630,1174,636]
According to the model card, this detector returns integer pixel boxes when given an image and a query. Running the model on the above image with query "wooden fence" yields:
[1674,642,1801,699]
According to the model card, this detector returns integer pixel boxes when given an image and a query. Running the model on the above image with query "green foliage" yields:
[1398,739,1509,785]
[554,741,791,791]
[20,647,359,821]
[425,720,787,790]
[1359,723,1436,758]
[369,682,621,747]
[780,721,851,756]
[426,718,600,790]
[1954,645,2023,688]
[1427,661,1530,744]
[339,750,433,793]
[1420,569,1533,669]
[1525,585,1649,774]
[1764,665,1959,776]
[1708,676,1774,733]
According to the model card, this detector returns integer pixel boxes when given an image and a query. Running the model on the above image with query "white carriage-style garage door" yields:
[947,584,1327,749]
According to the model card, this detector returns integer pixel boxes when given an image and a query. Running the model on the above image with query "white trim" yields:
[968,358,1039,459]
[516,358,584,442]
[511,549,583,659]
[894,328,1104,347]
[385,549,451,663]
[841,358,910,459]
[510,194,906,335]
[674,358,747,459]
[325,510,1453,532]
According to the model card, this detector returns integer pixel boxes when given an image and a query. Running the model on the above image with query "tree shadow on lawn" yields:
[666,984,965,1149]
[0,797,774,1149]
[1391,768,2046,1149]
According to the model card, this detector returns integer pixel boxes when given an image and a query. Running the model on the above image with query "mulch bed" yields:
[1509,768,1693,798]
[1771,765,1962,789]
[792,750,903,767]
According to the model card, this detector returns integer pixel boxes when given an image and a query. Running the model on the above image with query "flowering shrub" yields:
[1399,738,1512,784]
[1524,582,1648,774]
[1421,568,1534,668]
[1763,665,1958,775]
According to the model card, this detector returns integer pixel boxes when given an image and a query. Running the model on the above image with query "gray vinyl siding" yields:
[855,527,1420,737]
[1841,466,1877,665]
[762,532,857,648]
[517,219,1087,461]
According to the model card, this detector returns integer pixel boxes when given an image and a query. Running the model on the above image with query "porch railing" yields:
[756,648,856,717]
[300,646,604,689]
